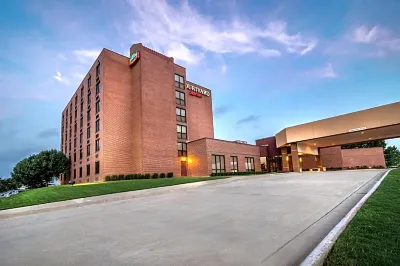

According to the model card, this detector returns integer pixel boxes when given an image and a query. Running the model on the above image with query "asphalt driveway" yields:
[0,170,385,266]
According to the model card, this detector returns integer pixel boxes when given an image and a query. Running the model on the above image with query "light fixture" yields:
[299,157,303,162]
[361,131,364,135]
[369,138,372,140]
[313,143,316,146]
[286,156,289,161]
[181,157,187,162]
[332,143,335,145]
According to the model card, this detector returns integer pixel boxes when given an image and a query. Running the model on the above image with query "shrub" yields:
[126,174,134,180]
[152,173,159,179]
[118,174,125,180]
[111,175,118,181]
[159,173,166,178]
[145,173,151,179]
[167,172,174,178]
[105,176,111,181]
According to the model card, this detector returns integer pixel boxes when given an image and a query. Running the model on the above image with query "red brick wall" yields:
[140,46,180,175]
[256,136,281,157]
[320,146,343,168]
[103,50,135,178]
[342,147,386,168]
[188,138,261,176]
[186,81,214,141]
[301,155,317,170]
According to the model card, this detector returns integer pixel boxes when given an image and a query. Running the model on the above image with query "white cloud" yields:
[352,26,379,43]
[307,63,337,79]
[126,0,316,64]
[351,25,400,52]
[73,49,101,64]
[53,71,70,85]
[165,42,204,64]
[221,64,227,74]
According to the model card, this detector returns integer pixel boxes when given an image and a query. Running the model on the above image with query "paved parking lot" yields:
[0,170,384,266]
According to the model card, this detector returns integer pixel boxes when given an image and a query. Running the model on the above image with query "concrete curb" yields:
[0,174,270,219]
[300,169,392,266]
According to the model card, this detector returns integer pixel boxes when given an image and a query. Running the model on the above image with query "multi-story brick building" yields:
[60,43,261,184]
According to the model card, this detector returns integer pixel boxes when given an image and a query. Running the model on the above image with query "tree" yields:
[11,149,70,188]
[342,140,387,149]
[384,145,400,167]
[0,178,20,192]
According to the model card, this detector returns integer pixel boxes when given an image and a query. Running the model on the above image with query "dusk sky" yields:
[1,0,399,177]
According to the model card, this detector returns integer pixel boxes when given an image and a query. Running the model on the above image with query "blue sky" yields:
[0,0,399,177]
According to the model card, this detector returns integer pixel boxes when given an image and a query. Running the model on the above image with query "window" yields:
[70,115,72,123]
[79,149,82,160]
[74,137,77,148]
[87,126,91,138]
[87,90,91,105]
[95,161,100,174]
[66,110,68,117]
[80,117,83,128]
[212,155,225,174]
[88,76,91,87]
[81,86,84,98]
[87,144,91,156]
[245,157,255,172]
[75,109,77,118]
[69,141,71,151]
[74,123,77,133]
[80,132,83,144]
[174,74,184,89]
[178,142,187,157]
[96,81,101,94]
[96,63,100,76]
[69,128,72,137]
[95,139,100,152]
[96,100,100,113]
[176,108,186,122]
[80,102,83,113]
[95,119,100,132]
[79,167,82,178]
[75,95,78,105]
[74,169,76,179]
[86,164,90,176]
[231,156,238,172]
[177,125,187,139]
[87,110,91,121]
[175,90,185,106]
[74,152,76,162]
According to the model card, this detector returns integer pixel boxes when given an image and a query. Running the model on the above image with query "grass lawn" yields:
[0,176,227,211]
[324,168,400,266]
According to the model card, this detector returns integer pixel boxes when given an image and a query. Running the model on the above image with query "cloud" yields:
[73,49,101,64]
[352,26,379,44]
[165,42,204,64]
[236,115,260,125]
[126,0,316,64]
[53,71,70,85]
[351,25,400,52]
[37,128,59,139]
[307,63,337,78]
[214,106,232,117]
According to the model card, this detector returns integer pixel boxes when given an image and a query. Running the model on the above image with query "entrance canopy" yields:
[276,102,400,150]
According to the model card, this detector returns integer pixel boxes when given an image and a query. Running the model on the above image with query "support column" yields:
[291,143,301,172]
[281,147,289,172]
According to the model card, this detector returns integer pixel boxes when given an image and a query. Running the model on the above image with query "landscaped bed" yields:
[0,176,227,211]
[324,168,400,266]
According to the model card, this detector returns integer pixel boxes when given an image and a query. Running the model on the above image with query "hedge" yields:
[104,172,174,182]
[210,171,267,177]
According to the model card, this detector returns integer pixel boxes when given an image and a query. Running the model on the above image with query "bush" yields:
[133,174,138,179]
[118,174,125,180]
[111,175,118,181]
[160,173,166,178]
[126,174,134,180]
[105,176,111,181]
[152,173,159,179]
[144,173,151,179]
[167,172,174,178]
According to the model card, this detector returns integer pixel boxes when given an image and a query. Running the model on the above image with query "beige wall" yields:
[276,102,400,147]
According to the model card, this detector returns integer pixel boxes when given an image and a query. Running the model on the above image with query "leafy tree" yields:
[0,178,20,192]
[342,140,387,149]
[384,145,400,167]
[11,149,70,188]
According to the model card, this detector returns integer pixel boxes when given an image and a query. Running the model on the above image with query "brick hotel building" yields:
[60,43,261,184]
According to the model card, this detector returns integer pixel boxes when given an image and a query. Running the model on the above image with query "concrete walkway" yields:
[0,170,384,266]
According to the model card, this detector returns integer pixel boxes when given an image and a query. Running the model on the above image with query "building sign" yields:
[348,127,367,132]
[186,83,210,97]
[129,50,140,66]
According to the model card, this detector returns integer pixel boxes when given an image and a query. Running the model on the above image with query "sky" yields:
[0,0,399,177]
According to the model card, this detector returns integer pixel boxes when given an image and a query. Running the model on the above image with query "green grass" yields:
[324,169,400,266]
[0,176,227,211]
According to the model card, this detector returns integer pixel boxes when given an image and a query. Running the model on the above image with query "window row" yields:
[211,155,255,173]
[177,124,187,140]
[73,161,100,179]
[64,138,100,160]
[62,118,99,147]
[178,142,187,157]
[176,107,186,122]
[175,74,185,89]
